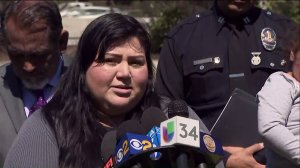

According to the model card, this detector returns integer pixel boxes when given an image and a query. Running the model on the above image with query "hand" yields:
[223,143,266,168]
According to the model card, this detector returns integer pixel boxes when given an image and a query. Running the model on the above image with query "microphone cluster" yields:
[102,100,224,168]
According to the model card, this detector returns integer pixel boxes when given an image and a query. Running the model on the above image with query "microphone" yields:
[114,120,153,167]
[167,99,189,118]
[162,100,200,147]
[116,119,146,140]
[101,130,117,162]
[162,100,224,167]
[161,100,199,168]
[113,104,224,168]
[140,107,167,147]
[140,107,168,159]
[101,130,117,168]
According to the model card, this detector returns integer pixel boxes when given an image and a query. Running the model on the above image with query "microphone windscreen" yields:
[167,99,189,118]
[116,119,146,140]
[140,107,167,132]
[101,130,117,162]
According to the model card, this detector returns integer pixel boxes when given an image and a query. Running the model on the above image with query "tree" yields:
[148,0,212,53]
[258,0,300,23]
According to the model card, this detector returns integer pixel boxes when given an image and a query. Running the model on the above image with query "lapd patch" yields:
[203,135,216,152]
[261,28,276,51]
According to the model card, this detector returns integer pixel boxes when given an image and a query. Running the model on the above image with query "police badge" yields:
[251,52,262,66]
[203,134,216,153]
[261,27,276,51]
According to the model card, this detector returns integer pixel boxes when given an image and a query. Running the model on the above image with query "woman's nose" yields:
[23,61,36,72]
[116,62,131,78]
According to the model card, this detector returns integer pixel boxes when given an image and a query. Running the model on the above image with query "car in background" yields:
[60,6,127,19]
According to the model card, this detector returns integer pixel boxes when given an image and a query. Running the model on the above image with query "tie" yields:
[28,90,47,116]
[228,25,249,92]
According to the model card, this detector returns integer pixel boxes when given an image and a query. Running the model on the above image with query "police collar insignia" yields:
[218,17,224,24]
[243,17,250,24]
[261,27,276,51]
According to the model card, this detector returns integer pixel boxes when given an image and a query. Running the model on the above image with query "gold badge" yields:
[251,52,261,66]
[261,27,276,51]
[203,135,216,152]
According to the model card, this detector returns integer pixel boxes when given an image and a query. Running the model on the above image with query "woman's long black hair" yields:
[43,13,158,168]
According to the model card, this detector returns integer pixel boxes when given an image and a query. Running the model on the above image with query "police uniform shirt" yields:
[155,5,295,130]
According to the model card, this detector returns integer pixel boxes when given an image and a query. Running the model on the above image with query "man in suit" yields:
[0,0,69,166]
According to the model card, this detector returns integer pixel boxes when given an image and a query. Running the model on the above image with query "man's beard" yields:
[21,77,49,90]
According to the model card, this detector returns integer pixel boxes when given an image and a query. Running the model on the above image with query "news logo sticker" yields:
[116,147,124,163]
[162,121,174,143]
[130,139,143,150]
[114,133,152,165]
[104,157,114,168]
[147,126,161,147]
[146,126,162,160]
[203,135,216,152]
[160,116,200,147]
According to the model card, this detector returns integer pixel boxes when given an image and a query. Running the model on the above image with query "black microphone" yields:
[140,107,167,132]
[167,100,190,168]
[140,107,167,147]
[111,104,223,168]
[114,120,151,168]
[167,99,189,118]
[101,130,117,162]
[102,120,146,168]
[116,119,146,140]
[163,100,224,167]
[140,107,167,160]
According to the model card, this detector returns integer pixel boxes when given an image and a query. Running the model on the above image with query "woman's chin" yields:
[108,99,137,112]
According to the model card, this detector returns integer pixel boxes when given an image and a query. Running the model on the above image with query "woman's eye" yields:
[130,61,145,68]
[104,59,118,66]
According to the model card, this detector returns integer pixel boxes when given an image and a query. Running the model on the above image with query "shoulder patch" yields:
[167,10,213,37]
[263,9,292,22]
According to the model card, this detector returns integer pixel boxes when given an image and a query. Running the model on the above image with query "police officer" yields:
[155,0,296,167]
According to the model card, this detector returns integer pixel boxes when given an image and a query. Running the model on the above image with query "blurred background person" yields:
[257,24,300,168]
[0,0,68,166]
[4,13,159,168]
[155,0,296,167]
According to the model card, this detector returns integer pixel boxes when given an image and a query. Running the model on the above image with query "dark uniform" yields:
[155,5,295,130]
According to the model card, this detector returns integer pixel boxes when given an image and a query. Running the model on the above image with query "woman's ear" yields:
[290,50,295,61]
[59,30,69,51]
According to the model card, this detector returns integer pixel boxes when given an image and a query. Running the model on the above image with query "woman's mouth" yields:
[112,85,133,96]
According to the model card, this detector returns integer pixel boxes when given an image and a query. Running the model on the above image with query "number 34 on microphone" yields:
[160,116,200,148]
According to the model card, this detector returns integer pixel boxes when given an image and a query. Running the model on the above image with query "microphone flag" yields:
[160,116,200,148]
[114,133,153,166]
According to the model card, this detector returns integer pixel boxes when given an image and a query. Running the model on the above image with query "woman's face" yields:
[291,50,300,82]
[86,37,149,116]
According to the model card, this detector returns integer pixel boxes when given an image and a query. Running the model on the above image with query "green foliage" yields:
[274,1,300,23]
[258,0,300,23]
[149,6,184,53]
